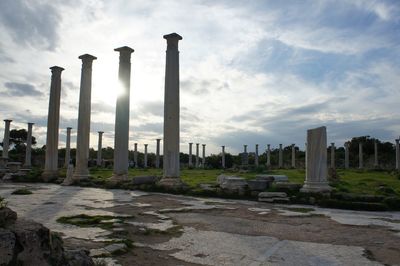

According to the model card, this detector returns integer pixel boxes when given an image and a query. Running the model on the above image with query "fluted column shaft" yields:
[44,66,64,179]
[24,122,34,167]
[112,47,134,179]
[2,120,12,159]
[278,144,283,168]
[255,144,259,167]
[134,143,138,168]
[291,144,296,168]
[144,144,148,168]
[330,143,335,169]
[162,33,182,179]
[188,143,193,168]
[195,143,199,168]
[221,146,225,169]
[156,139,161,168]
[97,131,104,167]
[266,144,271,167]
[73,54,96,180]
[64,127,72,167]
[202,144,206,168]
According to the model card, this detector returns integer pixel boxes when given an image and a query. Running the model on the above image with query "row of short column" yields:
[188,143,206,168]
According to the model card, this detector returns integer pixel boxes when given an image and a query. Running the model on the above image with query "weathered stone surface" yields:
[275,182,302,191]
[132,176,159,185]
[64,249,95,266]
[219,177,247,190]
[0,228,16,265]
[259,197,290,203]
[0,207,17,227]
[301,126,332,193]
[199,183,217,192]
[255,175,274,182]
[247,180,268,191]
[258,192,287,198]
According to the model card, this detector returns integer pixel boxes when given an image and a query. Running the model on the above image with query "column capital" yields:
[256,144,259,147]
[98,131,104,134]
[67,127,72,130]
[164,33,182,50]
[27,122,34,126]
[114,46,134,54]
[4,119,12,123]
[189,142,193,145]
[221,145,225,148]
[50,66,64,72]
[331,142,335,146]
[157,138,161,141]
[78,54,97,62]
[144,144,148,146]
[202,144,206,146]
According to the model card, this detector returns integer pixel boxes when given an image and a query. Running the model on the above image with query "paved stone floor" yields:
[1,183,400,266]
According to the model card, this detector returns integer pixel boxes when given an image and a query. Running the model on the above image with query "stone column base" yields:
[158,177,186,190]
[300,181,332,193]
[72,174,90,181]
[110,173,129,182]
[42,170,59,182]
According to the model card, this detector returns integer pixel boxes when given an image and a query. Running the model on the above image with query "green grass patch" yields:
[56,214,131,229]
[11,188,33,195]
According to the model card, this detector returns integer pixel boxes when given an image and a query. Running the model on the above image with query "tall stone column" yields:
[64,127,72,167]
[395,139,399,170]
[305,142,307,169]
[43,66,64,180]
[291,144,296,168]
[374,140,378,168]
[202,144,206,168]
[111,46,134,181]
[266,144,271,167]
[156,139,161,168]
[160,32,183,187]
[144,144,148,168]
[242,145,248,167]
[24,122,34,167]
[134,143,138,168]
[255,144,259,167]
[330,143,335,169]
[195,143,199,168]
[2,120,12,159]
[359,142,363,169]
[97,131,104,167]
[73,54,96,181]
[301,126,331,192]
[188,143,193,168]
[344,142,349,169]
[278,144,283,168]
[221,145,225,169]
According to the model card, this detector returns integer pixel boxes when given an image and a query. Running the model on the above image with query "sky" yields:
[0,0,399,156]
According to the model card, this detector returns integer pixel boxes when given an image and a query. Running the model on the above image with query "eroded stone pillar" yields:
[374,140,378,168]
[43,66,64,180]
[64,127,72,167]
[2,119,12,159]
[395,139,399,170]
[202,144,206,168]
[97,131,104,167]
[266,144,271,167]
[291,144,296,168]
[255,144,259,167]
[344,142,349,169]
[144,144,148,168]
[73,54,96,181]
[112,46,134,181]
[156,139,161,168]
[301,126,331,192]
[330,143,335,169]
[242,145,248,167]
[188,143,193,168]
[195,143,199,168]
[221,145,225,169]
[24,122,34,167]
[278,144,283,168]
[160,33,183,187]
[359,142,363,169]
[134,143,138,168]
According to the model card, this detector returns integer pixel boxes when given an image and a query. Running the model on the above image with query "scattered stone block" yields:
[132,176,159,185]
[7,162,21,173]
[247,180,269,191]
[255,175,274,182]
[275,182,302,191]
[0,228,15,265]
[258,192,288,198]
